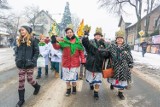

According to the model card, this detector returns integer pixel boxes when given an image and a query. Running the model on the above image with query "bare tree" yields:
[23,5,40,31]
[99,0,142,38]
[0,0,10,19]
[154,14,160,32]
[0,0,10,9]
[144,0,160,36]
[1,13,20,38]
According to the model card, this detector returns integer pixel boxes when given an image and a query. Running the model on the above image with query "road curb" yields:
[132,68,160,91]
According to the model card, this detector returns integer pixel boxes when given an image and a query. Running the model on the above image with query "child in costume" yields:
[36,34,50,79]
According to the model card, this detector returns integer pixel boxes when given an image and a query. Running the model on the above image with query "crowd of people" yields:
[14,25,133,107]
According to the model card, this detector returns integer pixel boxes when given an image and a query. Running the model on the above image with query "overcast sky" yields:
[8,0,137,40]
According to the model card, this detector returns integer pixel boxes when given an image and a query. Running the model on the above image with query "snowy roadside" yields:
[0,48,16,73]
[132,51,160,90]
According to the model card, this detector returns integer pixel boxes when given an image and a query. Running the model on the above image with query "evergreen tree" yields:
[60,2,72,32]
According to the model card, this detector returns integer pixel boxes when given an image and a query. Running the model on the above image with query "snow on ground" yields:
[132,51,160,70]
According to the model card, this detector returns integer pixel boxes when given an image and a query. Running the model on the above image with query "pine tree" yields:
[60,2,72,32]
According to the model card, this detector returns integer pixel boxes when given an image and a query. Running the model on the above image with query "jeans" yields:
[51,62,59,73]
[142,48,147,57]
[38,65,48,77]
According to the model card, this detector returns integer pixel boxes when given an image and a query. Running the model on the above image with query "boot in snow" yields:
[72,86,76,94]
[66,88,71,96]
[16,89,25,107]
[118,91,125,100]
[32,82,41,95]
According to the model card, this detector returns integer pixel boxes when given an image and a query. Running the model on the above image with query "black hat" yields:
[20,26,32,34]
[94,32,103,37]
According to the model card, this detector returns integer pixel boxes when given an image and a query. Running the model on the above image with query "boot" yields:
[32,82,41,95]
[118,91,125,100]
[94,91,99,100]
[16,89,25,107]
[36,75,41,79]
[65,88,71,96]
[72,86,76,94]
[55,72,59,78]
[110,84,114,90]
[90,84,94,90]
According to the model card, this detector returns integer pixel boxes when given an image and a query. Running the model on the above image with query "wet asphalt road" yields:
[0,67,160,107]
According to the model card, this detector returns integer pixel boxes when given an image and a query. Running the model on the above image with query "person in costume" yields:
[107,30,133,100]
[51,27,86,96]
[82,27,110,100]
[15,26,40,107]
[36,34,50,79]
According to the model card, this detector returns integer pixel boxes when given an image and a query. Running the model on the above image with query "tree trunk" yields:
[134,0,142,38]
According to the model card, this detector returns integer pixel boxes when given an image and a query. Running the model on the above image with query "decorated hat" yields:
[115,29,125,39]
[67,24,74,30]
[94,27,103,36]
[84,25,91,33]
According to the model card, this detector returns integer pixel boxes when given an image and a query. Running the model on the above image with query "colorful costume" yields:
[52,35,86,81]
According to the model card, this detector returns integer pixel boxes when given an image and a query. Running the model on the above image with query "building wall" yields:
[141,7,160,34]
[119,20,127,42]
[126,6,160,45]
[34,11,54,36]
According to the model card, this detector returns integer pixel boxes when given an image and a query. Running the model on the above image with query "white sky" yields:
[7,0,138,40]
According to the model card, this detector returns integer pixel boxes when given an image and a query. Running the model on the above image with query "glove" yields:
[51,36,56,44]
[81,63,86,65]
[128,64,133,68]
[54,54,58,57]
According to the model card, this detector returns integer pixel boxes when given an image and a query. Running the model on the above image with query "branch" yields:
[116,0,128,3]
[128,0,136,8]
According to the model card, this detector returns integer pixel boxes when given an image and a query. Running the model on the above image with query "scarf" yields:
[38,42,46,46]
[59,36,84,55]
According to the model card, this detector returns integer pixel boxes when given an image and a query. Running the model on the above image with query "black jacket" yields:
[82,37,110,73]
[15,38,39,69]
[140,42,148,48]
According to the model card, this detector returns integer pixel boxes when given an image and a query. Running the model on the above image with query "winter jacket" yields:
[82,37,110,73]
[108,43,133,81]
[38,43,50,65]
[52,36,85,68]
[140,42,148,49]
[15,38,39,69]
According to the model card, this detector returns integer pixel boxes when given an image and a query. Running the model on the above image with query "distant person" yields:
[140,40,148,57]
[15,26,40,107]
[13,36,19,56]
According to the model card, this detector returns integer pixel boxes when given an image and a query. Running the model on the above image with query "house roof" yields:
[29,10,55,23]
[126,5,160,29]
